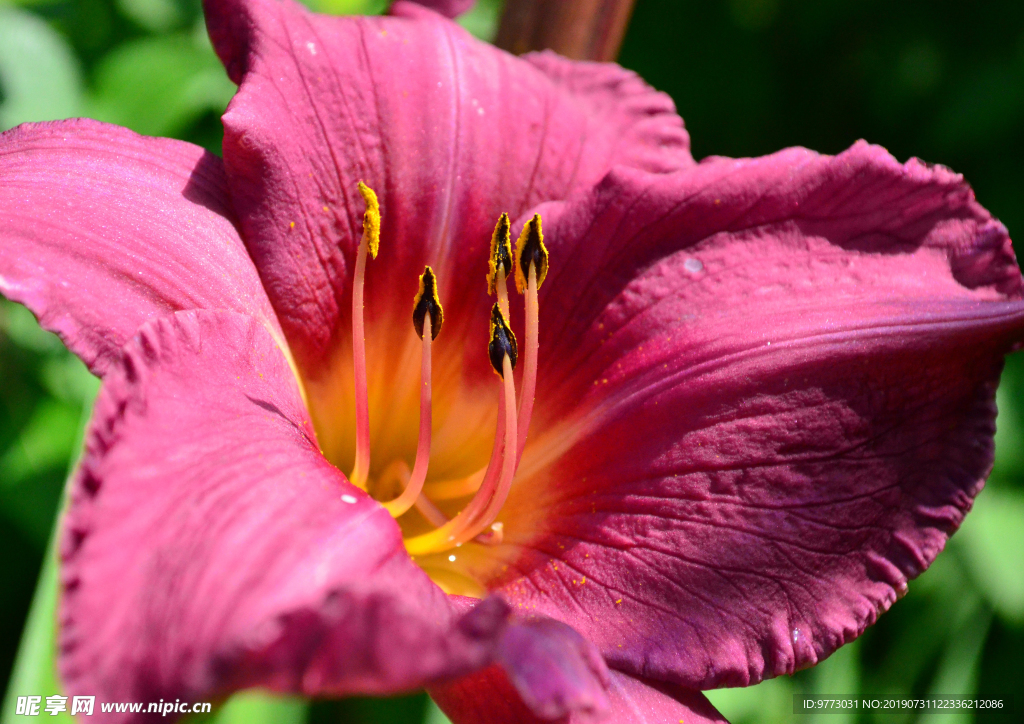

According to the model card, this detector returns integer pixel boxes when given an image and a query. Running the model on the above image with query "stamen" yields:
[373,458,450,526]
[513,214,548,294]
[423,468,486,500]
[384,267,443,517]
[455,352,517,545]
[488,301,518,375]
[405,304,518,556]
[487,213,513,318]
[350,181,380,490]
[412,265,444,341]
[513,215,547,464]
[475,522,503,546]
[414,492,450,528]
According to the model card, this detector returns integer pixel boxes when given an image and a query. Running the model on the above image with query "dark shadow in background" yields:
[620,0,1024,256]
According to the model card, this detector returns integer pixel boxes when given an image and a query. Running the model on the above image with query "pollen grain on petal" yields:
[488,303,518,375]
[357,181,380,258]
[514,213,548,293]
[413,265,444,340]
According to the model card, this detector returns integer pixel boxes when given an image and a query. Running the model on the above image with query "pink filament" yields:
[384,315,433,517]
[516,263,539,466]
[404,357,516,555]
[496,268,510,319]
[349,238,371,489]
[414,492,450,528]
[456,354,518,544]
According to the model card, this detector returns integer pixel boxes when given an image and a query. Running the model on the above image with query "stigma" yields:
[347,186,548,559]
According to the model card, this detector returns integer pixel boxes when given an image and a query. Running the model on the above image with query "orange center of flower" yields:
[324,183,548,596]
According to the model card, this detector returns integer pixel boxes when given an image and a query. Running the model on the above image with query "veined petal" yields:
[521,50,692,176]
[0,119,279,376]
[60,310,509,710]
[488,142,1024,689]
[431,667,727,724]
[203,0,691,373]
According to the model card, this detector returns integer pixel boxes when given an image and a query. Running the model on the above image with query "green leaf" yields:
[0,400,81,486]
[0,302,100,543]
[705,676,796,724]
[0,4,83,130]
[954,487,1024,624]
[39,354,101,407]
[0,300,66,355]
[115,0,193,33]
[84,31,236,138]
[1,316,98,723]
[806,639,860,724]
[457,0,504,41]
[207,691,307,724]
[299,0,387,15]
[992,374,1024,480]
[424,698,453,724]
[918,600,991,724]
[1,525,74,724]
[871,551,979,692]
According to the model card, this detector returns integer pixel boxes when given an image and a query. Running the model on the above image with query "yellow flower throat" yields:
[332,183,548,595]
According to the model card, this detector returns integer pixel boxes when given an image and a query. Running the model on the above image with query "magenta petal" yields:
[600,674,727,724]
[497,142,1024,689]
[203,0,691,371]
[498,618,610,721]
[432,668,725,724]
[60,310,507,707]
[0,119,279,376]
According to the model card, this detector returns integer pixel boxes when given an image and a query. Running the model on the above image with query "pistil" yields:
[349,182,380,490]
[383,267,443,517]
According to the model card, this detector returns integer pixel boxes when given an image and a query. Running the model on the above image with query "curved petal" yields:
[59,310,510,709]
[486,142,1024,688]
[203,0,692,373]
[431,668,727,724]
[0,119,279,376]
[497,618,610,721]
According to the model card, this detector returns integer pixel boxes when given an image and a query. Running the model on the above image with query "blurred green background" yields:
[1,0,1022,722]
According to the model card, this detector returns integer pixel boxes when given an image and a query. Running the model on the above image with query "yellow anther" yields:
[357,181,380,259]
[486,213,513,296]
[514,214,548,293]
[413,266,444,340]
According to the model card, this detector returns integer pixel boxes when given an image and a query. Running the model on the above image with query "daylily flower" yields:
[2,0,1023,721]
